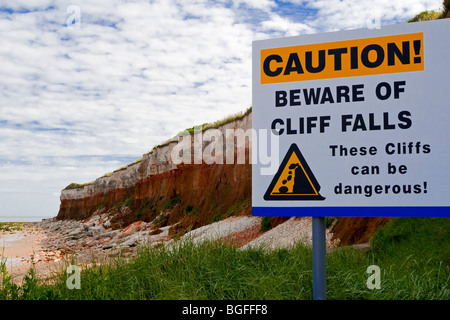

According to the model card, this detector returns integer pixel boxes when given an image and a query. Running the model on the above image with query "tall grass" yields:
[1,218,449,300]
[4,243,314,300]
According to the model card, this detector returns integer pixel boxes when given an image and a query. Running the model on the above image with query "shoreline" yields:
[0,217,53,223]
[0,223,59,284]
[0,221,110,285]
[1,213,339,285]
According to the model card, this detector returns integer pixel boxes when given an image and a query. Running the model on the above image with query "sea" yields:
[0,216,53,223]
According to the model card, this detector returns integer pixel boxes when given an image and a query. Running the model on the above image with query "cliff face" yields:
[57,112,253,235]
[57,110,389,244]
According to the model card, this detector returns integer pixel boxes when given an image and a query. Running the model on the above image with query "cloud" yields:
[260,13,315,37]
[232,0,276,11]
[285,0,443,31]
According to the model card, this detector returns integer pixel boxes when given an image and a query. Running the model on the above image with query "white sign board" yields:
[252,20,450,217]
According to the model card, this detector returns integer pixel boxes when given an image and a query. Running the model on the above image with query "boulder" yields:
[118,221,147,239]
[94,229,119,240]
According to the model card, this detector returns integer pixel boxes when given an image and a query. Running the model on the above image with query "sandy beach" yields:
[0,223,65,284]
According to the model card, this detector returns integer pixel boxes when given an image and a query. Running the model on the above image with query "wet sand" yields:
[0,224,65,284]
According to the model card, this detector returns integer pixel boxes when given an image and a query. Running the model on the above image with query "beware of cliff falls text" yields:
[266,78,432,199]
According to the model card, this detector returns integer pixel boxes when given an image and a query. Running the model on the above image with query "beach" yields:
[0,213,340,286]
[0,222,65,284]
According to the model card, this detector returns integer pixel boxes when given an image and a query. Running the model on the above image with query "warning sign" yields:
[264,144,325,201]
[252,19,450,217]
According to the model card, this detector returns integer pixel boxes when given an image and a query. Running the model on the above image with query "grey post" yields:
[312,216,327,300]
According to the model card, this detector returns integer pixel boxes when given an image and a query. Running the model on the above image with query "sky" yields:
[0,0,443,218]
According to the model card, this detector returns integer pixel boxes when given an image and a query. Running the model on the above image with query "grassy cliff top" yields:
[64,107,252,190]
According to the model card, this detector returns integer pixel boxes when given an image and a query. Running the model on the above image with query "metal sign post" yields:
[312,217,326,300]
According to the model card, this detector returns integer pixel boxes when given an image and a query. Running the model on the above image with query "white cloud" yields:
[299,0,443,31]
[260,13,315,37]
[232,0,276,11]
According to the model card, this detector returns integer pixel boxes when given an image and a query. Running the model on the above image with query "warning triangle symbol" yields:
[264,144,325,201]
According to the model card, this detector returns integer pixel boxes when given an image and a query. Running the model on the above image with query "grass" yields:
[211,199,251,223]
[111,196,134,212]
[0,218,448,300]
[136,199,155,220]
[65,157,143,190]
[408,0,449,22]
[185,204,199,216]
[260,217,272,232]
[0,222,25,233]
[64,182,95,190]
[153,107,252,150]
[408,10,441,22]
[161,196,181,212]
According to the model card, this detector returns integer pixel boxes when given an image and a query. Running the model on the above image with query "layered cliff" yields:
[57,108,390,244]
[57,109,253,235]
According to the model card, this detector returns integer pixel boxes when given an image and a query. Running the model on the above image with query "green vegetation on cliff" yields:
[64,182,95,190]
[408,0,450,22]
[408,10,441,22]
[153,106,252,149]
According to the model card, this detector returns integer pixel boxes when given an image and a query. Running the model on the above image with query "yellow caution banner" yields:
[260,33,424,84]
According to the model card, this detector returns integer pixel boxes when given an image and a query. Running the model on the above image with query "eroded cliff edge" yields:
[58,110,253,236]
[57,109,389,243]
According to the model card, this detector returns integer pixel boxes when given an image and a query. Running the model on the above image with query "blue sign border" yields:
[252,206,450,217]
